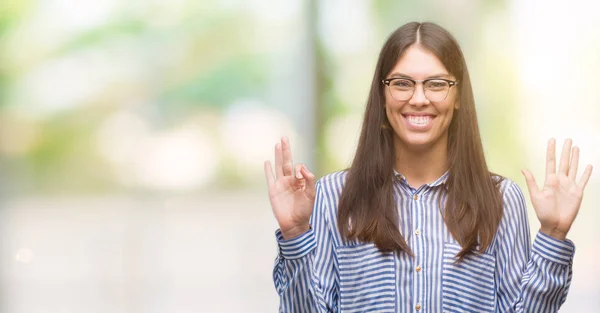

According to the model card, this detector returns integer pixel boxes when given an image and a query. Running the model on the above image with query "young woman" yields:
[263,22,593,313]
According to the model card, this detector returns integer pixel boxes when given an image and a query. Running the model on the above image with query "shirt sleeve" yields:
[272,180,339,312]
[495,182,575,313]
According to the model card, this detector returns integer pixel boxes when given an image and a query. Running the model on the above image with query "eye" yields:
[425,80,449,90]
[391,79,414,89]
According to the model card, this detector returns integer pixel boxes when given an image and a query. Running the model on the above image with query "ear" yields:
[454,99,460,110]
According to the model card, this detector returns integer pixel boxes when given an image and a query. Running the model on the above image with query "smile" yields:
[401,114,436,129]
[405,115,432,125]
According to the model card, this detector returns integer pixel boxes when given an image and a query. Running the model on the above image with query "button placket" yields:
[411,190,424,313]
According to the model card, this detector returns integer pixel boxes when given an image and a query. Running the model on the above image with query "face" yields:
[384,44,459,151]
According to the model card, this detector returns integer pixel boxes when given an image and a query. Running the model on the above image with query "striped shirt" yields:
[273,170,575,312]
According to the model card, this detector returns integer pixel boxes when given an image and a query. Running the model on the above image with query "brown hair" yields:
[337,22,504,260]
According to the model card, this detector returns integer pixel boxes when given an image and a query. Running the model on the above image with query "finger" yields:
[522,169,540,196]
[291,163,306,191]
[544,138,556,187]
[282,136,293,176]
[546,138,556,176]
[302,165,316,185]
[577,165,594,190]
[264,161,275,189]
[274,143,284,179]
[294,163,304,180]
[301,165,317,198]
[558,138,572,175]
[568,146,579,181]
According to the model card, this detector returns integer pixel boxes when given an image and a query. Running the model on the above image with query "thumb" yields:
[521,169,540,196]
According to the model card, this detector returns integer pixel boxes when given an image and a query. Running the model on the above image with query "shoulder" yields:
[312,170,348,218]
[316,170,348,197]
[311,171,348,228]
[495,176,529,228]
[496,177,526,208]
[490,175,526,202]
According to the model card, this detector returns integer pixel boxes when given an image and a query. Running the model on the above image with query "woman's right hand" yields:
[264,137,317,240]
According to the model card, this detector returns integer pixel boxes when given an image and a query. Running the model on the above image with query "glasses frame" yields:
[381,77,459,102]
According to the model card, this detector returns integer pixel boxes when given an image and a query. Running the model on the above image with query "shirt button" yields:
[415,303,422,311]
[415,229,420,235]
[416,265,422,272]
[413,194,419,200]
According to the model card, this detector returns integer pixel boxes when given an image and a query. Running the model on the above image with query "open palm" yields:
[522,139,593,240]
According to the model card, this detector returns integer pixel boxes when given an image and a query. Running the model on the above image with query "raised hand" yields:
[264,137,317,240]
[522,138,594,240]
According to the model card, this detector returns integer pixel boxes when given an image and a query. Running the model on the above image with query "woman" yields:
[263,22,593,313]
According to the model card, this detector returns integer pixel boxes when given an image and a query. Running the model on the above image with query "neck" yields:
[394,135,449,188]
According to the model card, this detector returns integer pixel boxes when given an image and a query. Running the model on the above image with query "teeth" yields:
[406,115,432,125]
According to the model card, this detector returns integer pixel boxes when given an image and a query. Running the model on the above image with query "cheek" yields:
[439,96,458,116]
[449,92,459,109]
[441,106,454,119]
[384,93,392,109]
[385,102,405,125]
[440,107,456,129]
[384,94,404,112]
[384,99,397,118]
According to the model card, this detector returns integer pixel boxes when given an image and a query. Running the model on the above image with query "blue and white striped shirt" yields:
[273,170,575,312]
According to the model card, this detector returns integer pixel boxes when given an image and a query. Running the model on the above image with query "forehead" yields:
[389,44,450,79]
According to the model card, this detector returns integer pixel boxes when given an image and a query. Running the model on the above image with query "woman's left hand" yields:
[521,138,593,241]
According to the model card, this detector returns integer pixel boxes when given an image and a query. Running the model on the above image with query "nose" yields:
[408,84,430,106]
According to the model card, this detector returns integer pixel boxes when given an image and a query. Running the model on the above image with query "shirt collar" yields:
[393,169,450,188]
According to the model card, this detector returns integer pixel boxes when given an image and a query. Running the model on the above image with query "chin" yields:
[399,133,439,149]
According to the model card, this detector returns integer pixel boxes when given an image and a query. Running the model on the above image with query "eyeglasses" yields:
[382,77,458,102]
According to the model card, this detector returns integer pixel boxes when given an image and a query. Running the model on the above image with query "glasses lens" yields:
[424,80,450,102]
[389,79,414,101]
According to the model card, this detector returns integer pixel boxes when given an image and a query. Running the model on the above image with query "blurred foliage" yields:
[0,0,530,193]
[56,19,147,54]
[161,54,269,109]
[0,0,31,109]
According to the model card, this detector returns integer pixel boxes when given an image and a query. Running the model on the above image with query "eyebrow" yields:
[388,72,452,79]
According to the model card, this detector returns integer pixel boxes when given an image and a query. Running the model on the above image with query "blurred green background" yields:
[0,0,598,312]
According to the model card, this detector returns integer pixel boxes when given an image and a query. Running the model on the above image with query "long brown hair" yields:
[337,22,504,260]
